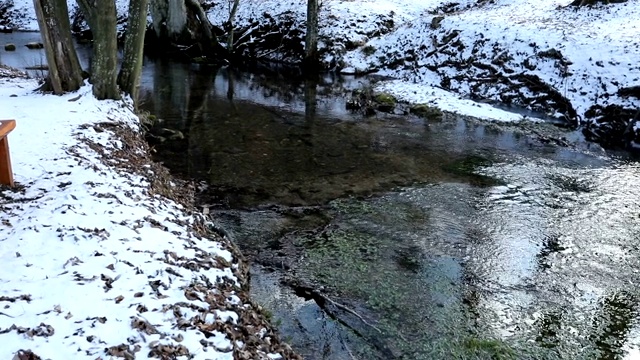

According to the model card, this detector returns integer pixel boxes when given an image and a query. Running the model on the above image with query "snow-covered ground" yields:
[0,73,296,359]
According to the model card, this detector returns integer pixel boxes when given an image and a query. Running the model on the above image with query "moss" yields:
[462,338,517,359]
[373,93,397,112]
[442,155,505,187]
[410,104,444,121]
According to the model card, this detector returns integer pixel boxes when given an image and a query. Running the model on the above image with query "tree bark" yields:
[304,0,319,70]
[33,0,84,94]
[118,0,150,103]
[77,0,120,100]
[226,0,240,54]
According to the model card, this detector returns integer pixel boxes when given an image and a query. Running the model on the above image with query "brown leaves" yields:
[0,294,32,303]
[1,323,54,338]
[12,350,41,360]
[131,317,159,335]
[106,344,139,360]
[148,342,189,359]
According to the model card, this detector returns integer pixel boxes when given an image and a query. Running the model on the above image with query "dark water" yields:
[0,31,93,77]
[5,36,638,359]
[136,62,640,360]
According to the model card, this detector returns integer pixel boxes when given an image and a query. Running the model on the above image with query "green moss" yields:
[373,93,397,112]
[410,104,444,121]
[462,338,517,359]
[442,155,505,187]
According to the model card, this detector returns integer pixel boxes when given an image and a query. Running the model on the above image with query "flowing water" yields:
[3,36,639,359]
[136,63,640,360]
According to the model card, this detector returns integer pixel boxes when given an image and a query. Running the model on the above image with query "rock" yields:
[431,16,445,30]
[25,42,44,49]
[373,93,397,113]
[158,128,184,141]
[409,104,444,121]
[618,85,640,99]
[25,65,48,70]
[4,43,16,51]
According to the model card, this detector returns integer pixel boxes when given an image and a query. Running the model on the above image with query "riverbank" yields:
[0,70,299,359]
[205,0,640,147]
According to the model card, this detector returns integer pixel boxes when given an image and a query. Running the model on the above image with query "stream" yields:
[137,62,640,360]
[3,33,640,359]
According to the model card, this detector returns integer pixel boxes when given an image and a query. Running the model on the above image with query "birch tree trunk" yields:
[33,0,83,94]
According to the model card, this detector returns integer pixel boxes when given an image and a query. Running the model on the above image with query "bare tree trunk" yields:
[77,0,120,100]
[226,0,240,53]
[33,0,83,94]
[118,0,149,103]
[304,0,319,70]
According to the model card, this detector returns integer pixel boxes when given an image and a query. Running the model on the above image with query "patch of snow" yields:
[0,78,288,359]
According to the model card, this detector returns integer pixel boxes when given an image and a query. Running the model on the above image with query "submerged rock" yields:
[409,104,444,121]
[373,92,397,112]
[25,42,44,49]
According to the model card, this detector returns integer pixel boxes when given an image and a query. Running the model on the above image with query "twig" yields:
[341,337,358,360]
[316,291,382,334]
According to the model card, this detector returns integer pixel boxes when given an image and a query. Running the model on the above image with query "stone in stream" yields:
[4,43,16,51]
[25,42,44,49]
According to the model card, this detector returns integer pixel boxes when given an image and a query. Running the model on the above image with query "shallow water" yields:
[135,63,640,359]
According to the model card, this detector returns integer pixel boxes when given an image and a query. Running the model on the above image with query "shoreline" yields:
[0,74,300,359]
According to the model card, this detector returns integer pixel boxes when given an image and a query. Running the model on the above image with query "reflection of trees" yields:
[590,291,638,360]
[534,310,562,349]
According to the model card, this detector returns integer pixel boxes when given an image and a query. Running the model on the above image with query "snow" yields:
[210,0,639,125]
[340,0,640,122]
[4,0,639,126]
[0,77,286,359]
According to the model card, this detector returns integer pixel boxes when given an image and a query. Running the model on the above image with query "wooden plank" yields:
[0,120,16,187]
[0,119,15,137]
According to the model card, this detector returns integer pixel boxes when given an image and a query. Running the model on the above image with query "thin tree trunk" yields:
[33,0,83,94]
[118,0,150,103]
[226,0,240,53]
[304,0,319,70]
[184,0,217,47]
[77,0,120,100]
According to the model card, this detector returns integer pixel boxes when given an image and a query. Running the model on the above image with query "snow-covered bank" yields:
[208,0,640,145]
[343,0,640,145]
[0,73,298,359]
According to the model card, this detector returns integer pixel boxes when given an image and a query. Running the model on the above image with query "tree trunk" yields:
[77,0,120,100]
[118,0,149,103]
[226,0,240,54]
[304,0,319,70]
[33,0,83,94]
